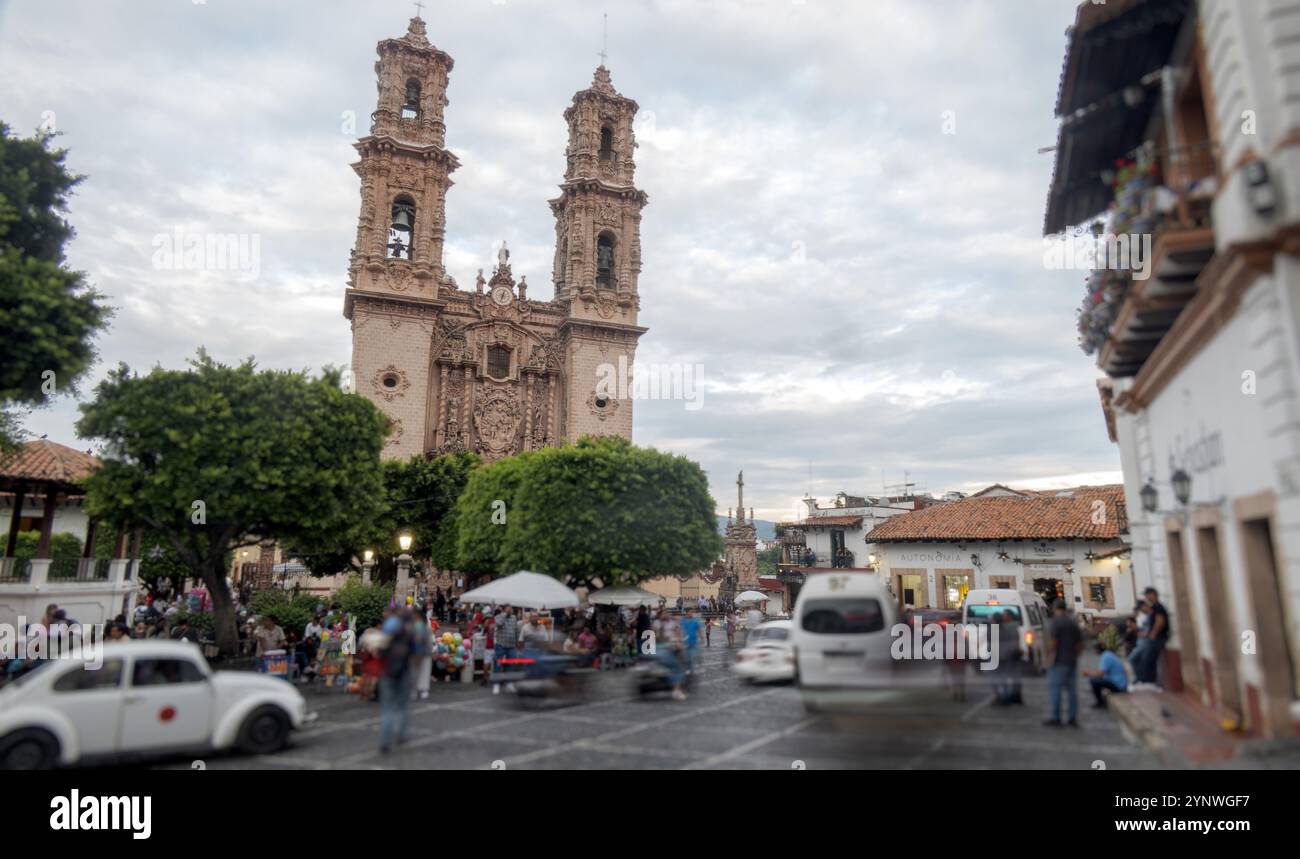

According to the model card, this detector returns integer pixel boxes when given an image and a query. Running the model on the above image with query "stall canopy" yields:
[586,586,660,607]
[457,570,579,610]
[735,590,768,604]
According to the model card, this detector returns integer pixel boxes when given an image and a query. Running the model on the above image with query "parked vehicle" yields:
[900,607,961,630]
[733,620,794,683]
[790,573,898,711]
[959,589,1051,673]
[0,640,310,769]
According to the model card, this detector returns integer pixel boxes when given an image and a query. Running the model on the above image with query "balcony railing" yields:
[1096,193,1215,378]
[47,558,114,582]
[0,557,31,583]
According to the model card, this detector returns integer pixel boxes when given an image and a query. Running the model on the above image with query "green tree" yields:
[453,450,534,578]
[75,353,389,654]
[455,436,721,589]
[0,124,111,449]
[250,590,319,637]
[757,544,781,577]
[335,577,395,632]
[290,450,478,579]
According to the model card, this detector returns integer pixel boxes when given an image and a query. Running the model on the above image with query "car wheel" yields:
[0,729,59,770]
[237,706,290,756]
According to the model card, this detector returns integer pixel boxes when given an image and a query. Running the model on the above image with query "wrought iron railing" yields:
[47,558,113,582]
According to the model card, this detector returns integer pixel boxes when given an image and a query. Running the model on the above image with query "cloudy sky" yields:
[0,0,1118,522]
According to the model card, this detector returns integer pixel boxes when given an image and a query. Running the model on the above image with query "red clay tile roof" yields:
[865,485,1126,542]
[0,440,100,487]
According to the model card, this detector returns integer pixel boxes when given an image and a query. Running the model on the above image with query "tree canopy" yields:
[454,436,721,589]
[75,352,389,653]
[0,123,110,449]
[288,450,479,579]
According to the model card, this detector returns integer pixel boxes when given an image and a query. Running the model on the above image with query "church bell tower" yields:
[551,65,649,440]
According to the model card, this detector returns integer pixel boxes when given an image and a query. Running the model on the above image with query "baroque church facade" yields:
[344,16,648,461]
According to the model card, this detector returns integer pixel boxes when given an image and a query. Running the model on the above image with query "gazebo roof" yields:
[0,440,101,493]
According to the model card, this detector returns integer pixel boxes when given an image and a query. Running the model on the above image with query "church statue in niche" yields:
[343,15,650,462]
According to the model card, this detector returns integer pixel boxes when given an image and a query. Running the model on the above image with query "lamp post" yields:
[396,534,413,602]
[362,549,375,586]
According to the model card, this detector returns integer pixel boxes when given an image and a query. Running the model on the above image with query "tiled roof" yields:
[865,485,1126,542]
[0,440,100,487]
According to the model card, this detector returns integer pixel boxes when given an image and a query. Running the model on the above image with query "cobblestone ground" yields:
[145,641,1161,771]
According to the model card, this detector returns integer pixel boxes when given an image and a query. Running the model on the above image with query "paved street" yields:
[164,644,1159,771]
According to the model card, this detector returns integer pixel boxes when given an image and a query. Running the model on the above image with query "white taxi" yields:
[0,640,309,769]
[733,620,795,683]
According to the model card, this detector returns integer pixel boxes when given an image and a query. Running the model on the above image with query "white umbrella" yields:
[587,586,660,607]
[456,571,579,610]
[735,590,768,604]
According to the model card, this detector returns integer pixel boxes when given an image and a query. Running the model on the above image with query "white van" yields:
[960,589,1051,673]
[790,572,899,711]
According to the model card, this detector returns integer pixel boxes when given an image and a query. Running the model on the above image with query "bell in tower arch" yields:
[402,79,421,119]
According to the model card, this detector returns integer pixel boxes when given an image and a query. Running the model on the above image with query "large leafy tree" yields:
[0,124,110,449]
[455,436,722,589]
[76,353,389,654]
[289,451,479,580]
[453,450,535,578]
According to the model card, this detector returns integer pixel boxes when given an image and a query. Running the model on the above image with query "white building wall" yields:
[0,498,92,549]
[874,539,1134,616]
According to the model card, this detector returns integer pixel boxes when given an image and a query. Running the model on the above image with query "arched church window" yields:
[487,345,511,380]
[599,126,615,162]
[388,197,415,260]
[596,233,616,287]
[402,80,421,120]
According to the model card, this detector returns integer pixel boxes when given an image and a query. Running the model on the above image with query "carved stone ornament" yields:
[587,389,621,422]
[386,417,404,447]
[372,365,411,401]
[387,261,414,292]
[473,392,522,454]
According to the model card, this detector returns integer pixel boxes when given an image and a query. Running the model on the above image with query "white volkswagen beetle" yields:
[0,640,309,769]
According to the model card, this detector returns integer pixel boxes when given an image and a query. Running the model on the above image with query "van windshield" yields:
[801,599,885,634]
[965,604,1022,623]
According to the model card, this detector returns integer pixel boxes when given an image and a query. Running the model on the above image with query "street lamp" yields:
[1171,469,1192,506]
[395,534,414,601]
[1140,480,1159,514]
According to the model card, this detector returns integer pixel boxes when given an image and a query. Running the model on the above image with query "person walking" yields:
[378,609,416,752]
[725,610,736,648]
[634,605,652,655]
[494,606,519,674]
[412,606,434,700]
[992,608,1022,705]
[653,610,688,701]
[704,616,714,648]
[1044,599,1083,727]
[680,607,702,675]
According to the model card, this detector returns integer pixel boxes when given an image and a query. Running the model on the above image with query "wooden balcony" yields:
[1099,197,1215,378]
